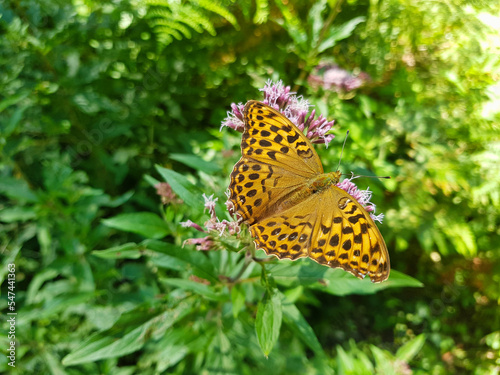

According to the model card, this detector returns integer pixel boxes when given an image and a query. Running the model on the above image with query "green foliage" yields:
[334,334,425,374]
[1,0,499,374]
[145,0,239,48]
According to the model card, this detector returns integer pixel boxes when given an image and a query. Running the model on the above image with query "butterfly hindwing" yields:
[250,187,390,283]
[229,158,311,225]
[307,187,390,282]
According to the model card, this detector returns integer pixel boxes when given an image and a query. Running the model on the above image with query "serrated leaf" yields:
[102,212,169,239]
[255,288,282,356]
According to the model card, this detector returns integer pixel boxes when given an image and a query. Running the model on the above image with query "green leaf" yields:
[0,90,30,112]
[255,287,282,356]
[102,212,169,239]
[20,293,96,324]
[231,284,246,318]
[270,260,423,295]
[253,0,270,24]
[0,206,36,222]
[312,268,423,296]
[143,239,219,283]
[62,298,195,366]
[444,222,477,256]
[170,153,221,173]
[144,174,161,188]
[155,165,203,207]
[194,0,239,30]
[0,176,38,202]
[267,260,328,288]
[160,278,226,301]
[395,334,426,362]
[147,329,191,372]
[0,245,22,288]
[282,297,325,356]
[318,16,366,53]
[484,331,500,349]
[336,345,356,373]
[308,0,327,46]
[370,345,395,374]
[92,243,145,259]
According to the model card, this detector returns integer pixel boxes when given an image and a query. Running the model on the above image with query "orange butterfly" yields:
[228,101,390,283]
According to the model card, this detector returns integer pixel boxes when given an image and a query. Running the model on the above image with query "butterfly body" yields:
[228,101,390,283]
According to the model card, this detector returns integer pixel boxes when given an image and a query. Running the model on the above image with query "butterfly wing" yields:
[251,186,390,283]
[229,101,323,225]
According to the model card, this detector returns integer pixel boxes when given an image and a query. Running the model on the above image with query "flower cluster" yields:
[221,80,336,148]
[336,176,384,223]
[308,64,370,92]
[181,194,241,251]
[155,182,182,205]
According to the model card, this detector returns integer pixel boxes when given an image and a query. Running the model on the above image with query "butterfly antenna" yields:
[341,172,391,180]
[336,131,349,172]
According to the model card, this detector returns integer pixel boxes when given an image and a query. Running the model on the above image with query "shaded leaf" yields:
[160,278,226,301]
[155,165,203,207]
[62,298,195,366]
[92,243,145,259]
[143,239,219,283]
[255,287,282,356]
[395,334,426,362]
[102,212,169,239]
[170,153,221,173]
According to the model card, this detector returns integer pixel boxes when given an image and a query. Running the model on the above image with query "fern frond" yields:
[190,0,239,29]
[253,0,270,24]
[178,5,216,36]
[152,20,192,39]
[145,0,238,48]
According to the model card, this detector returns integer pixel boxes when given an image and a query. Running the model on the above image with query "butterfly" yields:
[228,101,390,283]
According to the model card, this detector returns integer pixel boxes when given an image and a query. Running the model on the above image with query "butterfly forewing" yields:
[242,101,323,176]
[229,101,322,224]
[228,101,390,283]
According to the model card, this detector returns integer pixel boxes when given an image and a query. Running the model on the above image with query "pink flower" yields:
[203,193,218,219]
[183,236,214,251]
[220,103,245,132]
[181,220,205,232]
[336,176,384,223]
[155,182,182,205]
[181,193,242,252]
[308,64,370,92]
[221,80,336,147]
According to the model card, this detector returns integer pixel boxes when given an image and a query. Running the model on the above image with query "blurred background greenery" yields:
[1,0,499,374]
